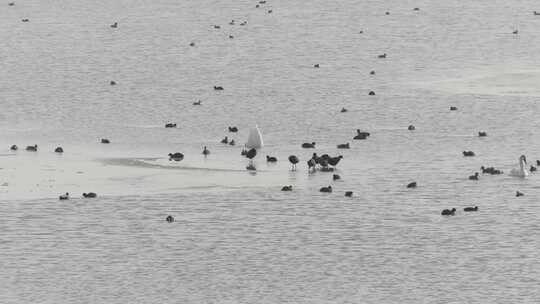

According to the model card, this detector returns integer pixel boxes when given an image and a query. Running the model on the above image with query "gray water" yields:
[2,0,540,303]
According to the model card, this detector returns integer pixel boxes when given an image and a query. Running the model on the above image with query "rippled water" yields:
[2,0,540,303]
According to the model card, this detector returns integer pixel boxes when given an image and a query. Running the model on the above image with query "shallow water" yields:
[2,0,540,303]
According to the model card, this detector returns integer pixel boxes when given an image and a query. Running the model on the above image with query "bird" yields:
[413,7,420,11]
[83,192,97,198]
[266,155,277,162]
[463,151,475,157]
[268,9,273,13]
[229,20,235,25]
[513,30,518,34]
[314,64,320,68]
[516,191,524,197]
[463,206,478,212]
[246,164,257,171]
[245,148,257,165]
[193,100,202,105]
[288,155,299,171]
[319,186,332,193]
[345,191,353,197]
[370,70,375,75]
[337,143,350,149]
[229,140,235,146]
[537,160,540,166]
[202,146,210,156]
[333,174,341,181]
[302,142,316,148]
[450,106,458,111]
[165,123,177,128]
[101,138,110,144]
[441,208,456,216]
[166,215,174,223]
[228,126,238,132]
[110,80,116,85]
[378,53,387,58]
[221,136,228,144]
[385,11,390,15]
[110,22,118,28]
[408,125,415,131]
[354,129,370,140]
[8,2,15,6]
[530,165,537,172]
[368,91,376,96]
[281,185,293,191]
[26,145,38,152]
[10,145,18,151]
[213,25,221,29]
[21,18,29,22]
[189,42,195,47]
[213,86,224,90]
[168,152,184,161]
[481,166,503,175]
[478,131,487,137]
[327,155,343,167]
[509,155,529,177]
[59,192,69,200]
[229,35,234,39]
[469,172,479,180]
[407,182,417,188]
[307,158,316,172]
[55,147,63,153]
[341,107,348,113]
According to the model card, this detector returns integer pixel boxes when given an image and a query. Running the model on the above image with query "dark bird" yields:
[214,86,224,90]
[288,155,299,170]
[407,182,417,188]
[166,215,174,223]
[281,185,293,191]
[229,20,235,25]
[481,166,503,175]
[165,123,177,128]
[221,136,228,144]
[8,2,15,6]
[246,164,257,171]
[189,42,195,46]
[228,126,238,132]
[302,142,316,148]
[463,151,475,157]
[408,125,415,131]
[319,186,332,193]
[246,148,257,163]
[110,80,116,85]
[513,29,518,34]
[229,139,235,146]
[202,146,210,156]
[314,64,320,68]
[345,191,353,197]
[385,11,390,15]
[240,21,247,26]
[110,22,118,28]
[478,131,487,137]
[10,145,17,151]
[266,155,277,162]
[328,155,343,167]
[83,192,97,198]
[213,25,221,29]
[341,107,348,113]
[333,174,341,181]
[307,158,316,172]
[516,191,524,197]
[21,18,29,22]
[168,152,184,161]
[193,100,202,105]
[26,145,38,152]
[441,208,456,216]
[354,129,370,140]
[101,138,110,144]
[337,143,350,149]
[450,106,458,111]
[368,91,376,96]
[463,206,478,212]
[537,160,540,166]
[378,53,387,58]
[469,172,479,180]
[268,9,273,13]
[59,192,69,200]
[229,35,234,39]
[370,70,375,75]
[55,147,63,153]
[413,7,420,11]
[530,165,537,172]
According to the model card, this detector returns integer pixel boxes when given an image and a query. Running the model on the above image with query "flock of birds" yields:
[7,1,540,222]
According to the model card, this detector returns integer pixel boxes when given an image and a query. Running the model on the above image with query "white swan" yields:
[509,155,529,177]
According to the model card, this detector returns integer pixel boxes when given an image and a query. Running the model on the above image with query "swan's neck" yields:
[520,159,526,172]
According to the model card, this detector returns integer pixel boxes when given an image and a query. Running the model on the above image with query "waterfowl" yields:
[55,147,63,153]
[189,42,195,46]
[240,21,247,26]
[83,192,97,198]
[407,182,417,188]
[537,160,540,166]
[246,164,257,171]
[478,131,487,137]
[166,215,174,223]
[213,86,224,90]
[255,4,259,8]
[228,126,238,132]
[302,142,316,148]
[450,106,458,111]
[26,144,37,152]
[10,145,17,151]
[59,192,69,200]
[8,2,15,6]
[513,30,518,34]
[516,191,524,197]
[266,155,277,162]
[328,155,343,167]
[288,155,299,170]
[281,185,293,191]
[463,206,478,212]
[359,30,364,34]
[530,165,537,172]
[168,152,184,161]
[307,158,316,172]
[333,174,341,181]
[463,151,475,157]
[165,123,177,128]
[509,155,529,177]
[229,140,235,146]
[229,35,234,39]
[259,0,266,3]
[481,166,503,175]
[202,146,210,156]
[378,53,387,58]
[110,22,118,28]
[345,191,353,197]
[245,148,257,164]
[268,9,273,13]
[110,80,116,85]
[193,100,202,105]
[341,107,348,113]
[319,186,332,193]
[413,7,420,11]
[354,129,370,140]
[221,136,228,144]
[21,18,29,22]
[370,70,375,75]
[337,143,350,149]
[441,208,456,216]
[314,64,320,68]
[101,138,110,144]
[408,125,415,131]
[213,25,221,29]
[229,20,235,25]
[385,11,390,15]
[368,91,376,96]
[469,172,479,180]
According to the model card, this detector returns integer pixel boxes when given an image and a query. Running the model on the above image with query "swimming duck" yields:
[441,208,456,216]
[246,164,257,171]
[228,126,238,132]
[370,70,375,75]
[469,172,479,180]
[341,108,348,113]
[193,100,202,105]
[101,138,110,144]
[333,174,341,181]
[221,136,228,144]
[463,151,475,157]
[168,152,184,161]
[530,165,537,172]
[407,182,417,188]
[328,155,343,167]
[463,206,478,212]
[314,64,320,68]
[21,18,29,22]
[368,91,376,96]
[302,142,316,148]
[319,186,332,193]
[26,145,38,152]
[513,30,518,34]
[516,191,524,197]
[165,123,177,128]
[213,25,220,29]
[213,86,224,90]
[229,140,235,146]
[166,215,174,223]
[10,145,18,151]
[55,147,63,153]
[83,192,97,198]
[408,125,415,131]
[337,143,350,149]
[345,191,353,197]
[59,192,69,200]
[450,106,458,111]
[266,155,277,162]
[110,22,118,28]
[478,131,487,137]
[281,185,293,191]
[189,42,195,47]
[378,53,387,58]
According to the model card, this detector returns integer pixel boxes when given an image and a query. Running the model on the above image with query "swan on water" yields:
[509,155,529,177]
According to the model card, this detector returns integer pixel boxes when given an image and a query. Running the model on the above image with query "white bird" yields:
[509,155,529,177]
